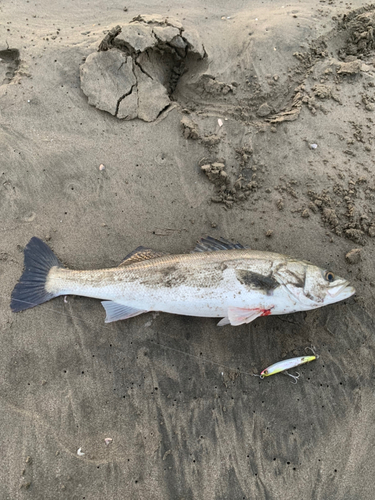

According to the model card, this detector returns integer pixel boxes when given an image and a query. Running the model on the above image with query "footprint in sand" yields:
[0,48,20,85]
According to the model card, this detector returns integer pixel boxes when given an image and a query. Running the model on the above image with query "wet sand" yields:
[1,1,375,498]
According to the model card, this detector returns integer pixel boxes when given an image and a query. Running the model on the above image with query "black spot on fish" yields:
[160,266,178,277]
[137,265,184,288]
[285,270,304,288]
[138,262,224,289]
[165,274,187,288]
[158,266,187,288]
[235,270,279,295]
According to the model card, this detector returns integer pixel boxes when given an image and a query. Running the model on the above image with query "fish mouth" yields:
[327,281,356,300]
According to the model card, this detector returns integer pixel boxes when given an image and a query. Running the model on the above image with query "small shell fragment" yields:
[105,438,113,445]
[77,448,85,456]
[218,119,223,127]
[99,164,105,171]
[309,143,318,149]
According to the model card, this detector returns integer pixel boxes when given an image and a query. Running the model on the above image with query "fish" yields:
[10,236,355,326]
[260,355,317,379]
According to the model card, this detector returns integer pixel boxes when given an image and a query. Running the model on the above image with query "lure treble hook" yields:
[284,371,300,384]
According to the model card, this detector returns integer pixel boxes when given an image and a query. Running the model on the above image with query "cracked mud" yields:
[80,15,206,122]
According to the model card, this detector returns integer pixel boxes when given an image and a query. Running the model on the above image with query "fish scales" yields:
[48,250,281,291]
[47,250,283,318]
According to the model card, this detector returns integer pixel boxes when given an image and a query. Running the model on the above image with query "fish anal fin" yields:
[118,246,169,267]
[217,317,231,327]
[101,301,147,323]
[227,306,272,326]
[192,236,249,253]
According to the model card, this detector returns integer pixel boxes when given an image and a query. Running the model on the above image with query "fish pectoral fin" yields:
[227,306,271,326]
[101,301,147,323]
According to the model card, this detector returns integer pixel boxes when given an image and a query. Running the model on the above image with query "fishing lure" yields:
[259,347,319,383]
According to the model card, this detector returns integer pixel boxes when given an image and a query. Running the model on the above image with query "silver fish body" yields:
[11,237,355,326]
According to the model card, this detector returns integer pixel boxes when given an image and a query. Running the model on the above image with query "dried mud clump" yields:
[345,248,361,264]
[200,154,258,208]
[195,75,235,97]
[339,8,375,59]
[181,116,200,140]
[180,116,220,145]
[307,177,375,245]
[337,60,362,75]
[80,16,206,122]
[312,84,332,99]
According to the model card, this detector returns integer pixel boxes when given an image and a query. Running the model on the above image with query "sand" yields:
[1,0,375,498]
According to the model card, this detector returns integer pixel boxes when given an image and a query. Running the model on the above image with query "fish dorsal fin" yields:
[192,236,248,253]
[118,246,169,267]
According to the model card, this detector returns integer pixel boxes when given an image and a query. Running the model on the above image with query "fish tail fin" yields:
[11,237,64,312]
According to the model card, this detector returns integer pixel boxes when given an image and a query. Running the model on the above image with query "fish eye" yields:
[324,271,335,282]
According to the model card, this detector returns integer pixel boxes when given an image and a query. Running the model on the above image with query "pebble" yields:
[345,248,361,264]
[257,102,272,117]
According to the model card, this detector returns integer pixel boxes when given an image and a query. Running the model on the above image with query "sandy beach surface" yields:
[1,0,375,498]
